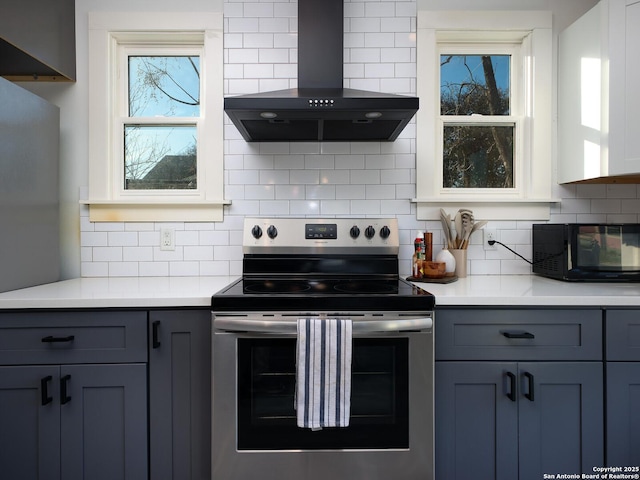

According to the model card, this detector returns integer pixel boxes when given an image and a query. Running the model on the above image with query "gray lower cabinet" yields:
[0,311,148,480]
[605,309,640,465]
[435,308,604,480]
[149,309,212,480]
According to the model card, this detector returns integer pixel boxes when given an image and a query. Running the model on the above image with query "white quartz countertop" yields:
[0,276,238,309]
[412,274,640,307]
[1,275,640,309]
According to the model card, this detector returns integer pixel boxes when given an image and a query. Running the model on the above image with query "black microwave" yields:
[532,224,640,282]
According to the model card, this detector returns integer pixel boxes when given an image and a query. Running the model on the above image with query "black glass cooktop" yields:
[212,276,435,312]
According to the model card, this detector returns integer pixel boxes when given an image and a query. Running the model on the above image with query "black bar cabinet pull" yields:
[501,330,535,339]
[41,335,75,343]
[152,321,161,349]
[60,375,71,405]
[524,372,535,401]
[41,376,53,406]
[505,372,516,402]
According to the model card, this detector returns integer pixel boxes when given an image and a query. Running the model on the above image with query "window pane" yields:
[124,125,197,190]
[443,125,513,188]
[440,55,510,115]
[128,56,200,117]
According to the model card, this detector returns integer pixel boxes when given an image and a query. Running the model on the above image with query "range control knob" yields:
[267,225,278,239]
[364,225,376,239]
[380,225,391,239]
[251,225,263,239]
[350,225,361,239]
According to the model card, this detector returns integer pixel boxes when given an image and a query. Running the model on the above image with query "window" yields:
[124,53,200,191]
[415,11,554,221]
[87,12,225,222]
[440,51,515,189]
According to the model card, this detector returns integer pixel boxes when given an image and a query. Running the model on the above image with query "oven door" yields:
[212,314,433,480]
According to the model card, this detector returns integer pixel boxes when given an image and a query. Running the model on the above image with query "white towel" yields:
[296,318,352,430]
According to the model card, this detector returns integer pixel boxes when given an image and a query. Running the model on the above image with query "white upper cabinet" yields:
[558,0,640,184]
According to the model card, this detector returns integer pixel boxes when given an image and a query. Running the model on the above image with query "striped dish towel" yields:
[296,318,352,430]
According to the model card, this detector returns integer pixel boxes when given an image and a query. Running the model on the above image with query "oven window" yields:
[237,337,409,450]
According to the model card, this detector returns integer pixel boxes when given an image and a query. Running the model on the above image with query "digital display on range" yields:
[305,223,337,239]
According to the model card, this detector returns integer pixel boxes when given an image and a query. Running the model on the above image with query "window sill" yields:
[412,197,559,221]
[81,199,231,222]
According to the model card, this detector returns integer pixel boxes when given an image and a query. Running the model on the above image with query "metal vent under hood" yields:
[224,0,419,142]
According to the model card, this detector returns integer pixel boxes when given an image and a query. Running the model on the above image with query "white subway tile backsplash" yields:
[82,232,108,247]
[123,247,153,262]
[243,33,274,48]
[364,32,395,48]
[365,2,396,18]
[244,63,275,78]
[169,262,200,277]
[336,185,365,199]
[245,184,275,200]
[381,47,411,63]
[259,18,289,32]
[366,185,396,199]
[139,262,170,277]
[227,17,259,33]
[79,0,640,279]
[259,48,289,64]
[176,230,200,246]
[81,262,108,277]
[591,199,622,214]
[108,232,138,247]
[109,262,139,277]
[290,200,320,215]
[275,185,302,200]
[290,169,320,185]
[364,63,395,78]
[319,200,351,215]
[184,246,215,261]
[351,17,381,33]
[349,48,381,63]
[381,17,411,33]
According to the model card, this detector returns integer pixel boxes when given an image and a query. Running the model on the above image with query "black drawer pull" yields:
[152,321,161,349]
[42,335,75,343]
[524,372,535,401]
[505,372,516,402]
[501,330,535,339]
[41,376,53,406]
[60,375,71,405]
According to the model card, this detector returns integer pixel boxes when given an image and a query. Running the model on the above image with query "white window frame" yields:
[87,12,226,222]
[415,11,554,221]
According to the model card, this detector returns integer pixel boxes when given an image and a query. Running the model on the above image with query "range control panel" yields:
[243,217,399,254]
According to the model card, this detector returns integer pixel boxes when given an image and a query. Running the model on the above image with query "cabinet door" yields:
[60,364,148,480]
[606,362,640,465]
[609,0,640,174]
[518,362,603,480]
[0,365,60,480]
[149,310,211,480]
[435,362,518,480]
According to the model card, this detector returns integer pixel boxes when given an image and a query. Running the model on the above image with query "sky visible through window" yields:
[440,54,514,188]
[440,54,510,107]
[125,56,200,189]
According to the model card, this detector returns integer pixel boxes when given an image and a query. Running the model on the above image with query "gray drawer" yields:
[435,308,602,361]
[0,310,147,365]
[606,309,640,361]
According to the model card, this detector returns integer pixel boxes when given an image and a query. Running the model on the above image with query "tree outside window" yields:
[124,55,200,191]
[440,54,514,189]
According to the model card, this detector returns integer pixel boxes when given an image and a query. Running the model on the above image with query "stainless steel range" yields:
[211,218,434,480]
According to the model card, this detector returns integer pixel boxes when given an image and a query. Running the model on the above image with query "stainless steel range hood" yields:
[224,0,419,142]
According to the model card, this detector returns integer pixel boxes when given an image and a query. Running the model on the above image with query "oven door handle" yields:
[213,316,432,334]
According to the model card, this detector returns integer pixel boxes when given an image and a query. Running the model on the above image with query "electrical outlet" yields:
[484,229,497,250]
[160,228,175,251]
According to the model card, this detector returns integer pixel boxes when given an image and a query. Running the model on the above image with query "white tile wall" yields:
[79,0,640,278]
